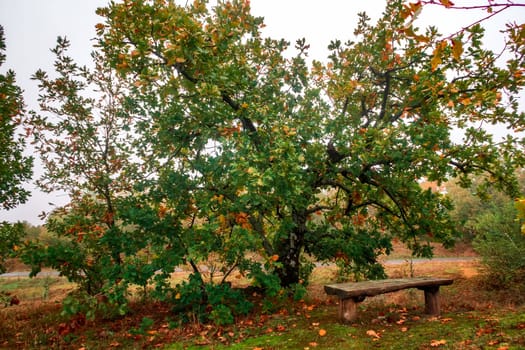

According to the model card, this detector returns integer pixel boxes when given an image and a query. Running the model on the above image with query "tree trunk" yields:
[275,210,307,287]
[276,238,302,287]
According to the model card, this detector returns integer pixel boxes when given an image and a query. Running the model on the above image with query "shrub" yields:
[473,202,525,288]
[0,222,23,274]
[172,273,253,326]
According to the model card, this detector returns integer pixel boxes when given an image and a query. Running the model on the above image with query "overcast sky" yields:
[1,0,524,224]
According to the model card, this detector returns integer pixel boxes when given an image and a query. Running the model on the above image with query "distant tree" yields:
[0,25,33,274]
[94,0,525,291]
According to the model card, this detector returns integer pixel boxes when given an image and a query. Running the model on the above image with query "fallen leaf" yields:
[309,342,319,347]
[430,339,447,347]
[366,329,381,339]
[401,327,408,332]
[252,347,264,350]
[318,329,327,337]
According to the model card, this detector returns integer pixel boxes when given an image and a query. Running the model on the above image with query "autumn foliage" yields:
[14,0,525,326]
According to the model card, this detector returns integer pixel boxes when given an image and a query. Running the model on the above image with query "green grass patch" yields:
[165,305,525,350]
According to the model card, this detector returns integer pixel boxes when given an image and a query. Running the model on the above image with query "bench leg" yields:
[423,286,441,316]
[339,298,359,323]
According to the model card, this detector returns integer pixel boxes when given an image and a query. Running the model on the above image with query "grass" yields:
[165,308,525,350]
[0,275,74,301]
[1,254,525,349]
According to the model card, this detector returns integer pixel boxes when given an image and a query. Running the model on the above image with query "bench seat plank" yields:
[324,277,453,299]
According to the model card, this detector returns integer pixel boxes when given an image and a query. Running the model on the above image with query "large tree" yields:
[92,0,525,288]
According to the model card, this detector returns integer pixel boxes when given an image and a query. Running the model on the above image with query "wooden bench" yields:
[324,277,453,323]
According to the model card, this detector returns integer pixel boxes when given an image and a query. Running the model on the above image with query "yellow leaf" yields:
[452,39,463,61]
[175,57,186,63]
[430,54,442,72]
[515,198,525,220]
[175,293,181,300]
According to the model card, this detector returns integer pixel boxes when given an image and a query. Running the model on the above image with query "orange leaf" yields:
[460,97,471,106]
[439,0,454,7]
[318,329,327,336]
[430,339,447,347]
[366,329,381,339]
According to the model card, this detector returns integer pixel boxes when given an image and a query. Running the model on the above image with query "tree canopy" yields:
[20,0,525,323]
[93,0,524,283]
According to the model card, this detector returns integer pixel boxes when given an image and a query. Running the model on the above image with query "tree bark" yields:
[275,210,307,287]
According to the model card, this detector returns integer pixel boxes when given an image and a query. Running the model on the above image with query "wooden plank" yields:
[324,277,453,299]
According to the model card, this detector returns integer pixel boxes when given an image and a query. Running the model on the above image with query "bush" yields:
[473,202,525,288]
[0,222,23,274]
[172,273,253,326]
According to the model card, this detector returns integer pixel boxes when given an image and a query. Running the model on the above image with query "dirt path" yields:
[1,257,479,278]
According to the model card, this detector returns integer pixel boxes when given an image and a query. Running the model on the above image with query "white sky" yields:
[0,0,524,224]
